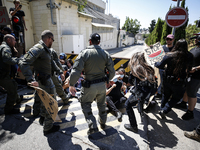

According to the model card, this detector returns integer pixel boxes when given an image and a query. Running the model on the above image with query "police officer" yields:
[0,34,21,114]
[19,30,64,135]
[32,48,66,117]
[50,48,69,104]
[69,33,115,135]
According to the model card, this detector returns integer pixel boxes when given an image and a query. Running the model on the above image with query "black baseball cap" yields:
[90,33,100,42]
[2,27,12,34]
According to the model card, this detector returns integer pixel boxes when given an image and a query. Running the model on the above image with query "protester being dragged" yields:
[124,52,157,133]
[106,74,126,122]
[154,39,193,119]
[177,34,200,120]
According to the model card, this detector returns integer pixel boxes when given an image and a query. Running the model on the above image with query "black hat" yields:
[2,27,12,34]
[90,33,100,42]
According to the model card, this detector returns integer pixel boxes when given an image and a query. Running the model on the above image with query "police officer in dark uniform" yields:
[0,34,21,114]
[19,30,64,135]
[155,39,193,119]
[69,33,115,135]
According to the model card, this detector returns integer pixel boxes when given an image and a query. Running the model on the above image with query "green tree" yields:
[122,17,141,35]
[148,19,156,33]
[174,0,188,44]
[186,21,200,49]
[160,6,172,45]
[145,18,164,46]
[75,0,87,12]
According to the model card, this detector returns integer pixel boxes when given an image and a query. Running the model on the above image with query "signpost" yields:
[166,0,188,36]
[165,7,188,28]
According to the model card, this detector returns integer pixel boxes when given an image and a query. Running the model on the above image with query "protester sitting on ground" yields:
[124,52,157,133]
[177,35,200,120]
[154,39,193,119]
[184,123,200,142]
[106,74,126,122]
[65,58,73,78]
[59,53,68,70]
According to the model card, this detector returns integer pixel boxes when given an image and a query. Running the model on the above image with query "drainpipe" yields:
[49,0,56,25]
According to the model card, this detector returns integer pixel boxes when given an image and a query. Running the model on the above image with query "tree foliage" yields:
[160,6,172,45]
[75,0,87,12]
[145,18,164,46]
[122,17,141,35]
[148,19,156,33]
[185,21,200,49]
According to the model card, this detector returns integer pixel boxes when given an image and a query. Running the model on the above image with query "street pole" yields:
[172,0,181,35]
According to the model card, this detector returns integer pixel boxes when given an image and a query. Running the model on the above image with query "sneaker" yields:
[43,125,60,136]
[124,124,138,133]
[184,130,200,142]
[39,116,45,126]
[87,128,99,135]
[4,108,20,115]
[159,110,166,119]
[175,101,187,109]
[182,110,194,120]
[116,111,122,122]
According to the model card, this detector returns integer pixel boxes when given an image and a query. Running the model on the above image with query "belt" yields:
[90,77,106,84]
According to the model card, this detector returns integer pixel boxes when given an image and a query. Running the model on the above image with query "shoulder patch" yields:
[35,44,43,49]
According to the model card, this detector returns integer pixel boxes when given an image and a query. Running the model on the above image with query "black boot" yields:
[39,116,45,126]
[43,125,60,136]
[124,124,138,133]
[182,110,194,120]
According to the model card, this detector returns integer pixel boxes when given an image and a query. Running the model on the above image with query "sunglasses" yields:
[48,36,54,42]
[166,38,173,41]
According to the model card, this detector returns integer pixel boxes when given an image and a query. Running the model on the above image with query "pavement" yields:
[0,85,200,150]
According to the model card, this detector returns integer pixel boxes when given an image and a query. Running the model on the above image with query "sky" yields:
[102,0,200,29]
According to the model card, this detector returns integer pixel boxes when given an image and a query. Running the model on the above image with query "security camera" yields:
[54,2,61,9]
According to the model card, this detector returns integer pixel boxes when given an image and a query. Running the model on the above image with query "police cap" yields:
[90,33,101,42]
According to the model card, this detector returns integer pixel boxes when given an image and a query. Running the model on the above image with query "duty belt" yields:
[90,77,106,84]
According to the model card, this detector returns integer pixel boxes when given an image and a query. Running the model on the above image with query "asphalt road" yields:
[1,42,200,149]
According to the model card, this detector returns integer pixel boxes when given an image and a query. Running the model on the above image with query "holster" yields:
[81,80,90,88]
[36,72,50,85]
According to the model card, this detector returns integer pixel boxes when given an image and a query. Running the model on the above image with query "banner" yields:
[31,86,61,123]
[0,7,10,25]
[144,42,165,67]
[144,42,166,86]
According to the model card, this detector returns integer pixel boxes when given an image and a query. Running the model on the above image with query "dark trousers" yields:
[161,81,185,113]
[125,98,138,128]
[106,95,126,113]
[0,78,20,113]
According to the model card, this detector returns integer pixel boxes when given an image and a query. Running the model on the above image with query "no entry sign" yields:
[165,7,188,28]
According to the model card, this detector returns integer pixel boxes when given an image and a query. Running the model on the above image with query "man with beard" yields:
[19,30,64,135]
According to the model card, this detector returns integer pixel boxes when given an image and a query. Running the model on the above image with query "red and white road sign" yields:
[165,7,188,28]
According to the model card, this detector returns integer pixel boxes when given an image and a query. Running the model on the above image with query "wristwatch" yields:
[195,67,198,71]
